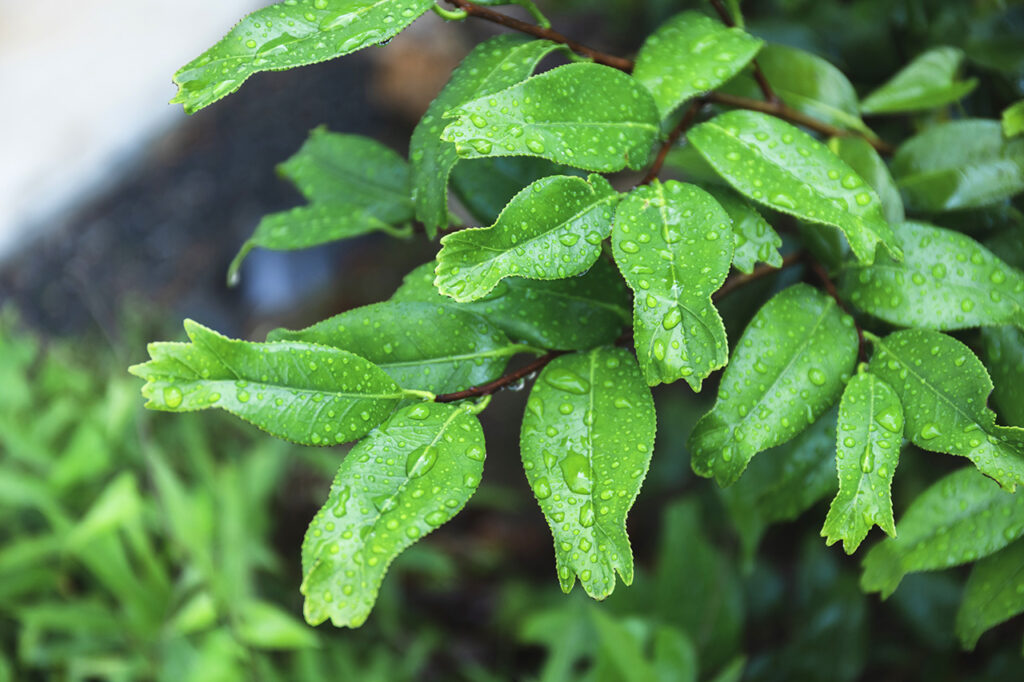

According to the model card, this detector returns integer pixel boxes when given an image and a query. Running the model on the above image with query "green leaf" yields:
[956,538,1024,650]
[129,320,402,445]
[687,110,900,264]
[821,370,903,554]
[861,468,1024,599]
[980,326,1024,427]
[450,156,576,225]
[611,180,732,389]
[442,63,660,172]
[301,401,485,627]
[434,174,619,302]
[860,47,977,114]
[1003,100,1024,138]
[410,36,564,237]
[267,301,523,394]
[891,119,1024,212]
[867,329,1024,491]
[520,347,656,598]
[842,222,1024,331]
[632,11,763,120]
[392,259,629,351]
[236,600,318,649]
[703,186,783,274]
[828,136,905,225]
[689,284,858,487]
[171,0,435,114]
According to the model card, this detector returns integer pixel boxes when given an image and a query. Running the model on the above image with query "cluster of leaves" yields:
[134,0,1024,652]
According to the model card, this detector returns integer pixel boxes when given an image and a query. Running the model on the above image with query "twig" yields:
[806,256,867,362]
[713,250,803,300]
[434,351,565,403]
[641,101,702,184]
[708,0,778,103]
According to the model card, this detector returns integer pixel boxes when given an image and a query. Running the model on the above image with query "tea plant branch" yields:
[642,100,703,184]
[434,350,567,402]
[708,0,778,103]
[714,250,803,300]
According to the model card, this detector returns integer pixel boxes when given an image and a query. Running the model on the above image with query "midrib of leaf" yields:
[898,494,1020,551]
[852,375,881,503]
[524,289,630,322]
[973,553,1024,617]
[189,378,405,401]
[379,343,536,369]
[299,150,409,204]
[582,349,616,548]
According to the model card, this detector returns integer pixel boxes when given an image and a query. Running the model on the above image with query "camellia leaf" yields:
[392,259,629,351]
[434,174,619,302]
[821,370,903,554]
[980,326,1024,427]
[891,119,1024,212]
[632,11,763,120]
[703,186,783,274]
[611,180,733,389]
[868,328,1024,491]
[442,63,660,172]
[861,468,1024,599]
[129,320,403,445]
[171,0,436,114]
[301,401,485,627]
[687,110,901,265]
[267,301,526,395]
[956,538,1024,650]
[689,284,858,487]
[860,47,977,114]
[520,347,656,598]
[410,36,564,237]
[828,136,905,225]
[842,222,1024,332]
[1004,100,1024,138]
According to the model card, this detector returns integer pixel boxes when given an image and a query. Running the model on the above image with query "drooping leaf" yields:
[703,186,783,274]
[392,259,630,351]
[687,110,900,264]
[828,136,905,225]
[442,63,660,172]
[980,326,1024,427]
[867,329,1024,491]
[821,370,903,554]
[267,301,523,395]
[891,119,1024,212]
[632,11,763,120]
[520,348,656,598]
[171,0,436,114]
[301,401,485,627]
[689,284,858,487]
[450,156,577,225]
[861,468,1024,599]
[860,47,977,114]
[1004,100,1024,138]
[956,538,1024,649]
[590,608,698,682]
[410,36,564,237]
[611,180,733,389]
[434,174,619,302]
[129,320,402,445]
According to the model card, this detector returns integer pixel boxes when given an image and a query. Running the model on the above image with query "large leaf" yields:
[442,63,660,172]
[689,284,858,487]
[301,401,485,627]
[392,259,629,351]
[434,174,619,302]
[171,0,436,114]
[520,348,656,598]
[868,329,1024,491]
[129,320,402,445]
[861,468,1024,599]
[860,47,977,114]
[410,36,564,237]
[632,11,763,120]
[828,136,905,225]
[687,110,900,264]
[842,222,1024,331]
[980,326,1024,427]
[267,301,523,394]
[891,119,1024,212]
[821,371,903,554]
[703,186,783,274]
[956,538,1024,649]
[611,180,733,390]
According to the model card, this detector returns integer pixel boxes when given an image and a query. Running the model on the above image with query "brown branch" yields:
[806,256,867,362]
[708,0,778,103]
[713,250,803,300]
[434,351,565,403]
[641,101,702,184]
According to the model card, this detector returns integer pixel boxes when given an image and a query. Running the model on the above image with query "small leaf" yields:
[520,348,656,598]
[689,284,858,487]
[956,538,1024,650]
[434,174,619,302]
[860,47,977,114]
[868,328,1024,491]
[410,36,564,237]
[821,371,903,554]
[687,110,900,264]
[861,468,1024,599]
[842,222,1024,332]
[980,326,1024,427]
[236,600,318,649]
[301,402,485,627]
[632,11,763,120]
[1003,100,1024,138]
[611,180,733,389]
[451,156,578,225]
[171,0,436,114]
[891,119,1024,212]
[129,320,402,445]
[828,136,905,225]
[442,63,660,172]
[703,186,783,274]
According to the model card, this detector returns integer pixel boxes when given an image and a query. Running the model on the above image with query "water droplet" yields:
[425,510,447,526]
[919,423,942,440]
[560,451,593,495]
[875,407,901,433]
[470,139,493,154]
[405,444,437,478]
[621,241,639,253]
[579,502,595,527]
[526,139,546,154]
[807,368,827,386]
[534,477,552,499]
[662,308,682,330]
[162,386,183,408]
[544,367,590,394]
[407,404,431,420]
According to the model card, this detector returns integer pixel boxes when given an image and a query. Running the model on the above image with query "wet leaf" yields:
[956,538,1024,649]
[828,136,905,225]
[451,156,577,225]
[703,186,783,274]
[860,47,977,114]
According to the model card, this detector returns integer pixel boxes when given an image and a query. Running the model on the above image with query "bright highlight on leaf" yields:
[860,46,977,114]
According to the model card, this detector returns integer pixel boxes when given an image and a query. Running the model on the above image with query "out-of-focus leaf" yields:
[860,47,977,114]
[1003,101,1024,138]
[956,539,1024,650]
[450,156,574,225]
[980,326,1024,427]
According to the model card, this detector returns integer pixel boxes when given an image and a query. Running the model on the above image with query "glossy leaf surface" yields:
[704,186,783,274]
[860,47,977,114]
[980,326,1024,427]
[301,402,485,626]
[828,136,905,225]
[450,156,574,225]
[520,348,656,598]
[611,181,732,389]
[956,539,1024,649]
